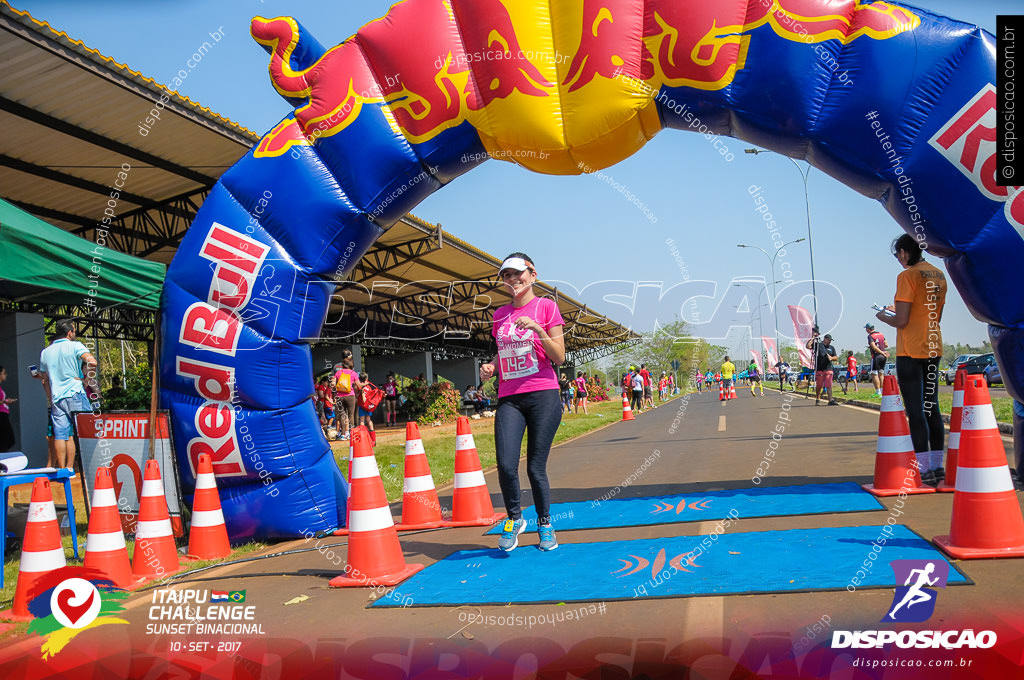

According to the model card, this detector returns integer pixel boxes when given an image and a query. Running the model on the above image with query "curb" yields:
[818,393,1015,435]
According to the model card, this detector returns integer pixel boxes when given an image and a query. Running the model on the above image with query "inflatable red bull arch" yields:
[160,0,1022,538]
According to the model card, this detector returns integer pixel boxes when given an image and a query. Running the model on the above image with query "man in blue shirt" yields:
[39,319,96,470]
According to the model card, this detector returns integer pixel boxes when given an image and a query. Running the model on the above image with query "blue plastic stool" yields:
[1,468,79,588]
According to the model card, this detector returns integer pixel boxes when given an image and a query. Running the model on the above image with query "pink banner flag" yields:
[788,305,815,369]
[749,350,763,375]
[761,337,779,368]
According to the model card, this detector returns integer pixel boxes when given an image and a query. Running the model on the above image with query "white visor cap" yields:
[498,257,530,274]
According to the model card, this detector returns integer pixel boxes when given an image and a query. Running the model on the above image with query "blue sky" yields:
[12,0,1012,356]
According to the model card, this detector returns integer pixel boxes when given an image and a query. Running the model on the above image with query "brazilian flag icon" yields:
[228,591,246,603]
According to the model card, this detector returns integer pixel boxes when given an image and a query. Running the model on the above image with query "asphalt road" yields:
[7,389,1021,678]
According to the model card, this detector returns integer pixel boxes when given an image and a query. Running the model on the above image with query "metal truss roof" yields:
[0,3,638,362]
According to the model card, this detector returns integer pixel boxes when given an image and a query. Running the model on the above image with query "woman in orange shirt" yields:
[875,234,947,485]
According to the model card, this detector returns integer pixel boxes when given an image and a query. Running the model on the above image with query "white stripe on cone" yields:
[85,530,127,552]
[190,508,226,528]
[350,456,381,480]
[952,390,964,407]
[135,518,173,538]
[348,506,395,532]
[195,474,217,490]
[877,435,914,454]
[403,475,435,493]
[955,466,1015,494]
[141,478,164,497]
[949,432,960,448]
[455,434,475,450]
[92,487,117,507]
[454,470,486,488]
[960,405,998,431]
[27,502,57,522]
[405,440,425,456]
[880,395,903,411]
[20,547,66,572]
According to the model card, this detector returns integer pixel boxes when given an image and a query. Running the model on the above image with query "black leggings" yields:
[896,356,943,454]
[494,389,561,525]
[631,389,643,411]
[0,413,13,452]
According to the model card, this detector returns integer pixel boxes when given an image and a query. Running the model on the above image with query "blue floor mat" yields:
[372,525,969,607]
[485,482,884,534]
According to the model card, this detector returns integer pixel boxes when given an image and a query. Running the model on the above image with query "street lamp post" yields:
[736,241,805,365]
[744,148,818,325]
[733,280,778,372]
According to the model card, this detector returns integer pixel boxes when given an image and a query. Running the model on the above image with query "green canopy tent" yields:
[0,198,165,310]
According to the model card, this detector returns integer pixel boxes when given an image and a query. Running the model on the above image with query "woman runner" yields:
[480,253,565,552]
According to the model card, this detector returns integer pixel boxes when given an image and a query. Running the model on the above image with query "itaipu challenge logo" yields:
[23,567,130,659]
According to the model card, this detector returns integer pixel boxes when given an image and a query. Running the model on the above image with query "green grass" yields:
[781,381,1014,422]
[2,496,265,630]
[332,393,685,502]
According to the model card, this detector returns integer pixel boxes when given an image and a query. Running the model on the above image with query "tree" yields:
[585,319,724,385]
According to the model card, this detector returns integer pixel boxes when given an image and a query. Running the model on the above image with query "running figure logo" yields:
[882,559,950,623]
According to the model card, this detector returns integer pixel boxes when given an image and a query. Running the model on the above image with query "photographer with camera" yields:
[805,327,838,406]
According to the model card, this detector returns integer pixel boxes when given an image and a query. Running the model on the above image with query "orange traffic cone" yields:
[333,438,357,537]
[329,427,424,587]
[729,384,738,400]
[938,369,967,493]
[395,422,444,530]
[83,468,141,589]
[934,377,1024,558]
[444,417,505,527]
[186,454,231,559]
[131,459,184,579]
[621,392,635,421]
[1,478,66,620]
[718,382,725,401]
[863,375,935,497]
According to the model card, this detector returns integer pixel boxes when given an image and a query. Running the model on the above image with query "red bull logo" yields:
[640,0,919,89]
[251,0,919,166]
[564,0,639,92]
[929,85,1024,238]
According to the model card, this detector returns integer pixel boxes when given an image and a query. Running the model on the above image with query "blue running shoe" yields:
[498,518,526,552]
[537,524,558,551]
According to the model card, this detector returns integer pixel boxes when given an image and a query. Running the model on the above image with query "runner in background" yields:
[866,323,889,396]
[382,372,399,427]
[748,360,763,397]
[558,372,572,413]
[356,372,376,446]
[845,351,859,393]
[574,371,589,415]
[332,350,359,441]
[775,359,792,391]
[630,369,644,413]
[720,356,736,404]
[640,364,655,410]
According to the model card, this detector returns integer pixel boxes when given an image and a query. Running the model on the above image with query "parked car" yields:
[884,362,896,376]
[858,364,871,382]
[984,361,1003,386]
[961,353,996,379]
[945,354,980,384]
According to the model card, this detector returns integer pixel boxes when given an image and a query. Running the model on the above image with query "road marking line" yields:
[680,521,724,638]
[718,415,726,432]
